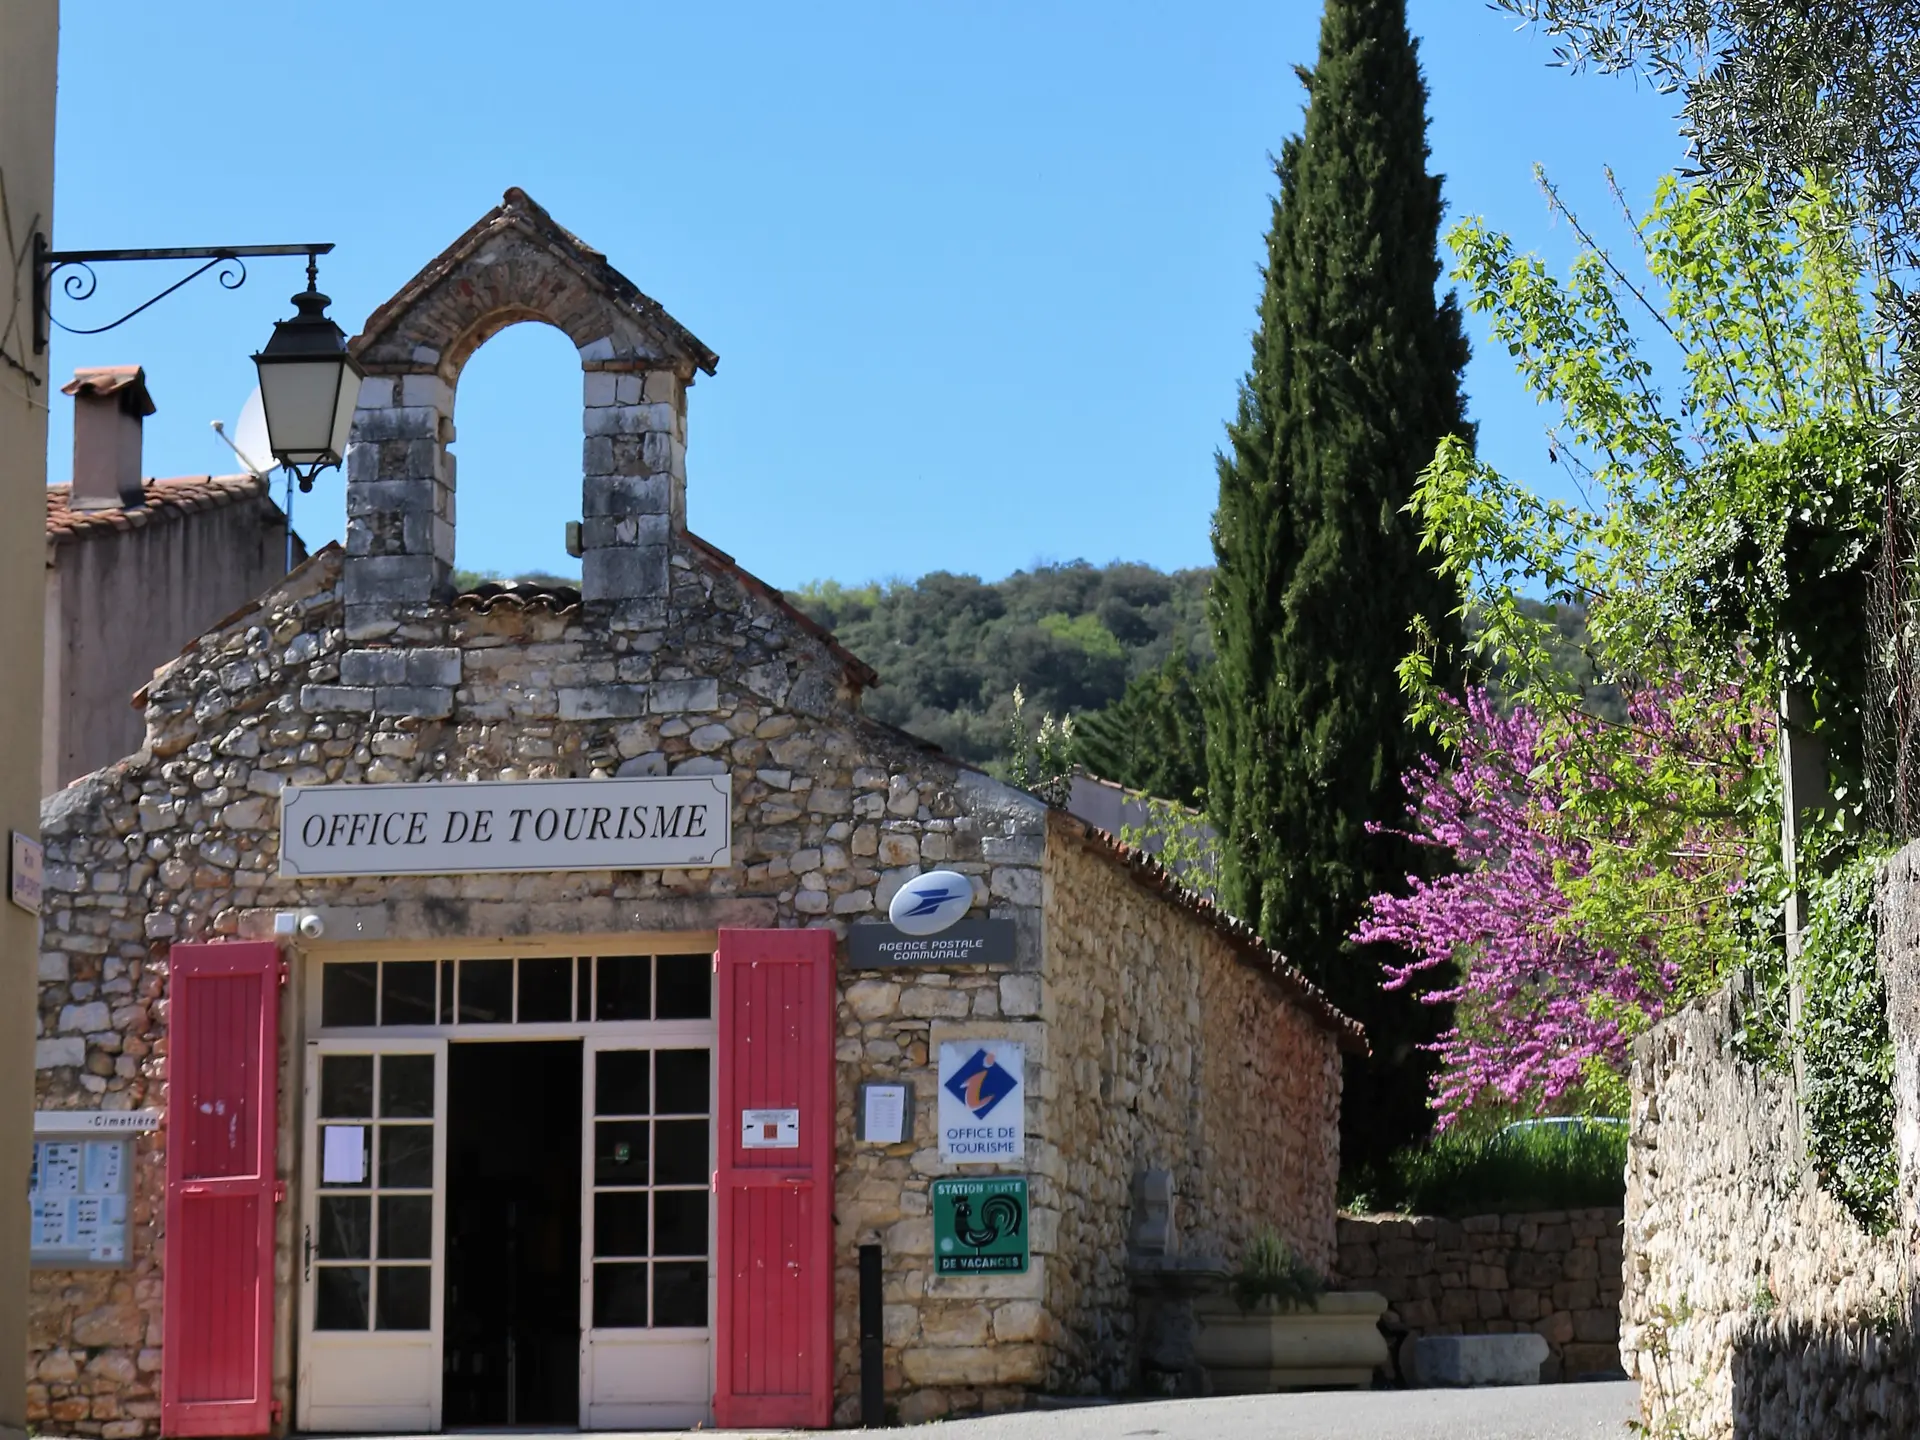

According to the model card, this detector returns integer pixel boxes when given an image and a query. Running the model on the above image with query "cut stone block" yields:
[1407,1332,1548,1387]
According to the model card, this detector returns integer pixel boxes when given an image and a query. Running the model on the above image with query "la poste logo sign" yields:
[938,1041,1025,1161]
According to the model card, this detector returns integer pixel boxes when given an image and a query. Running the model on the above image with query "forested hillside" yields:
[791,562,1607,784]
[789,563,1213,766]
[456,560,1607,787]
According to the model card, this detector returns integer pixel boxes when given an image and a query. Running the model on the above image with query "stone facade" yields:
[1333,1209,1624,1382]
[1040,816,1348,1398]
[27,189,1354,1435]
[1621,981,1912,1438]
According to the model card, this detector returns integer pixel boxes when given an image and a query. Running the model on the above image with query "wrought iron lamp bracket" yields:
[31,234,335,355]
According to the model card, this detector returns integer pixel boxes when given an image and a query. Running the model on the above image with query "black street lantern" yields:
[253,264,364,491]
[32,236,351,515]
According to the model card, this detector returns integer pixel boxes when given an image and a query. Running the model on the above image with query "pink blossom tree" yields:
[1352,686,1756,1125]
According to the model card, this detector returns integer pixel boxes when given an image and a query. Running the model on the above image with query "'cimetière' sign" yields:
[279,775,731,878]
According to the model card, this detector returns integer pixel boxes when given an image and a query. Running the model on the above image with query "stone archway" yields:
[341,188,719,642]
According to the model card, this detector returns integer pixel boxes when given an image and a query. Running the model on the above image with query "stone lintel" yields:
[649,678,720,713]
[557,685,649,721]
[373,686,453,720]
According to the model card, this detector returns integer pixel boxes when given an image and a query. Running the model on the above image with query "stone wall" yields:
[29,543,1054,1435]
[29,546,1350,1432]
[1040,816,1349,1395]
[1621,982,1913,1438]
[829,773,1056,1427]
[1333,1209,1624,1382]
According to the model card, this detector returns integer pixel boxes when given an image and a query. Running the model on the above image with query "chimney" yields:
[62,366,156,511]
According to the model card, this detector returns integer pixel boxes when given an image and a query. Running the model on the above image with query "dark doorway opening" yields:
[444,1041,582,1427]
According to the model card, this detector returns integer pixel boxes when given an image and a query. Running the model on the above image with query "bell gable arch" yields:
[340,188,718,641]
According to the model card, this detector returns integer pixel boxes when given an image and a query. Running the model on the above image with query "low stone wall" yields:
[1334,1209,1624,1381]
[1621,981,1913,1438]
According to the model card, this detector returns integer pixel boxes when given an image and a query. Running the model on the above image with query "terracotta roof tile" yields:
[451,579,583,615]
[60,365,156,415]
[46,473,281,545]
[1050,809,1369,1055]
[444,537,877,692]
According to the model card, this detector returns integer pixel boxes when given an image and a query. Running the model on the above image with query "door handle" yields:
[303,1225,312,1283]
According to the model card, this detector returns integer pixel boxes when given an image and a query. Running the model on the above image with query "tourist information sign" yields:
[931,1176,1029,1274]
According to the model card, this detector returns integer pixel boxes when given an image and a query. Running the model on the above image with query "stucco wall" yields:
[1620,981,1912,1439]
[1039,816,1345,1395]
[43,492,295,795]
[2,9,60,1440]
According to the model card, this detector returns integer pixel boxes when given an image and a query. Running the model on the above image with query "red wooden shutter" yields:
[162,941,281,1438]
[714,927,836,1429]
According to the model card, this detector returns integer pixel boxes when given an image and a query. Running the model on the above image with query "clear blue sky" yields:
[48,2,1684,591]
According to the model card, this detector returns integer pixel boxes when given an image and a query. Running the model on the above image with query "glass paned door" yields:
[580,1037,714,1429]
[298,1041,446,1433]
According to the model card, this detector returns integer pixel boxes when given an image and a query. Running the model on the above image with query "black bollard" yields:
[859,1243,885,1426]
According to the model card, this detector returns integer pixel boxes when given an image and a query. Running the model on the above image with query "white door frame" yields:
[295,945,720,1432]
[579,1028,717,1430]
[295,1037,448,1434]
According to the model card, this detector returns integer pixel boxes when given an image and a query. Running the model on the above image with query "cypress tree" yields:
[1073,651,1209,805]
[1205,0,1471,1179]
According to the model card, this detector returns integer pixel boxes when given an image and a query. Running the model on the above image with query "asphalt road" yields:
[845,1383,1638,1439]
[595,1379,1641,1439]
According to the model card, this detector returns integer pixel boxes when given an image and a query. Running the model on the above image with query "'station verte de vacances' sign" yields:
[279,775,732,878]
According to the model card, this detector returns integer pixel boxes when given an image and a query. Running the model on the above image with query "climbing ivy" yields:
[1791,854,1898,1230]
[1739,845,1899,1231]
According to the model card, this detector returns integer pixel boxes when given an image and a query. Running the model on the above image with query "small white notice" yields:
[321,1126,366,1184]
[84,1142,124,1196]
[70,1196,105,1249]
[861,1085,907,1145]
[91,1198,128,1262]
[740,1109,800,1149]
[37,1143,81,1197]
[31,1200,67,1248]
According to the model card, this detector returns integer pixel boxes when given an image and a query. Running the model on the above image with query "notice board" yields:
[30,1136,131,1266]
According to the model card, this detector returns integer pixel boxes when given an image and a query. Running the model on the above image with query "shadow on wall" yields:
[1622,976,1918,1439]
[1726,1319,1915,1439]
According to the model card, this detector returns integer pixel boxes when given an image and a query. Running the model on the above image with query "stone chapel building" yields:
[27,189,1359,1434]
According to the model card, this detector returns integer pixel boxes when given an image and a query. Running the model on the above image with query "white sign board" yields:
[10,831,42,914]
[938,1041,1025,1161]
[740,1109,800,1149]
[280,775,731,878]
[34,1110,161,1135]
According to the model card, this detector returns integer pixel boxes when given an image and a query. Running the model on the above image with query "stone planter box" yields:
[1192,1291,1390,1392]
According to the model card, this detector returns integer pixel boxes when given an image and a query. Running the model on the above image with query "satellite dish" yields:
[233,388,273,475]
[210,387,274,477]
